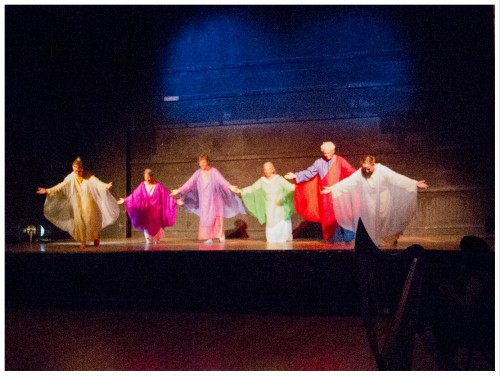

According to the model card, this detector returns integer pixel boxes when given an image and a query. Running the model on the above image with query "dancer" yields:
[36,157,119,248]
[117,168,177,244]
[236,162,295,243]
[171,155,245,244]
[321,155,429,246]
[285,141,356,242]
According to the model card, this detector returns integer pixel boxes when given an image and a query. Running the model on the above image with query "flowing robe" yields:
[179,167,246,240]
[329,163,418,246]
[241,175,295,242]
[294,155,356,240]
[123,181,177,242]
[43,171,119,242]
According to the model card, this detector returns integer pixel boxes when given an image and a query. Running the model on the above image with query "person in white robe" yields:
[237,162,296,243]
[321,155,428,246]
[36,157,119,248]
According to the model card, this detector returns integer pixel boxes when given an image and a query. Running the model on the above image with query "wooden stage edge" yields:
[6,234,492,254]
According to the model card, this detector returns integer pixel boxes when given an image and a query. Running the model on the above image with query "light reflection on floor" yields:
[5,235,467,254]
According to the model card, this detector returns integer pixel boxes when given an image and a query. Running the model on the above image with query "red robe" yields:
[294,156,356,240]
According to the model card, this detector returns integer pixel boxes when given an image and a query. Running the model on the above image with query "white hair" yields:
[320,141,336,152]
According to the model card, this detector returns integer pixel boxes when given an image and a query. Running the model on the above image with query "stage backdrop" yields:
[114,6,494,240]
[5,6,494,241]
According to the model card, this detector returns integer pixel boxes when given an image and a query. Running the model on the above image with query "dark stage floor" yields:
[5,234,468,254]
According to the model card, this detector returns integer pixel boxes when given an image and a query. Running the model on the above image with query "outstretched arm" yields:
[37,178,69,195]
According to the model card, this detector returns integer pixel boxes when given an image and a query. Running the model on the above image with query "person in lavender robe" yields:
[285,141,357,243]
[321,155,429,246]
[235,162,295,243]
[118,169,177,244]
[171,155,245,244]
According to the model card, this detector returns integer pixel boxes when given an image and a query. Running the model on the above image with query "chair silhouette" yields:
[354,219,425,370]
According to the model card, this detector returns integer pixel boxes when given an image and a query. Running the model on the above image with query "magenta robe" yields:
[123,182,177,236]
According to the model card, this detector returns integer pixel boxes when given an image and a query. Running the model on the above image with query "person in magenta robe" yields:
[171,155,245,244]
[118,169,177,244]
[285,142,356,243]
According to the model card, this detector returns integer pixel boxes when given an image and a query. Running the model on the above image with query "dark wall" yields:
[5,5,495,240]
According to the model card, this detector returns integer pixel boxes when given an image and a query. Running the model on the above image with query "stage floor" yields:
[5,234,472,253]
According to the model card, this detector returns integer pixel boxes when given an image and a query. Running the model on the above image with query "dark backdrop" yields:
[4,5,495,241]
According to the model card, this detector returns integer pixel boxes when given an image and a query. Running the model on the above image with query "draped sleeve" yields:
[376,164,418,238]
[278,175,296,221]
[179,170,201,216]
[87,176,120,229]
[123,182,148,230]
[241,178,266,224]
[211,168,246,218]
[331,169,363,232]
[156,183,177,227]
[43,174,74,233]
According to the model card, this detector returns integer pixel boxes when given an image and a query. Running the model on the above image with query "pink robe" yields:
[123,182,177,240]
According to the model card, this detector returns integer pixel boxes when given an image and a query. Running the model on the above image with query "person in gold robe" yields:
[36,157,119,248]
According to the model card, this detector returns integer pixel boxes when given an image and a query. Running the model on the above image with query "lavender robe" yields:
[123,182,177,237]
[179,167,246,228]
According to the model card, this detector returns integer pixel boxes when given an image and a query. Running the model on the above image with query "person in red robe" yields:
[285,142,356,242]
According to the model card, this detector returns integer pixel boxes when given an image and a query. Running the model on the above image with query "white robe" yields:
[44,172,119,242]
[329,164,418,246]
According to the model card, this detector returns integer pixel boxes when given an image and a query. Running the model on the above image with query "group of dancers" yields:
[36,141,428,248]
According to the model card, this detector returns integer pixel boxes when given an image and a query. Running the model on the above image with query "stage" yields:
[5,234,469,254]
[5,234,475,316]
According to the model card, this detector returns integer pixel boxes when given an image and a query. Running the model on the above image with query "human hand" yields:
[107,182,113,189]
[171,189,180,196]
[320,187,332,194]
[36,187,47,195]
[117,198,124,205]
[284,172,295,180]
[417,180,428,189]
